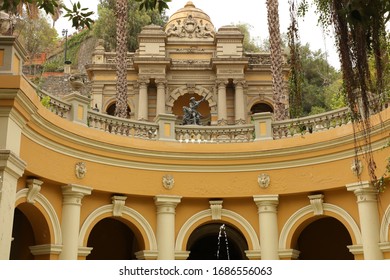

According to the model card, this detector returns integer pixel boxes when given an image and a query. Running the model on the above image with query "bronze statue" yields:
[182,95,207,125]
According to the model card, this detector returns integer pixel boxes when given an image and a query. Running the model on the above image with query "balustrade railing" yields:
[175,124,255,143]
[25,76,71,118]
[87,110,158,140]
[272,107,351,139]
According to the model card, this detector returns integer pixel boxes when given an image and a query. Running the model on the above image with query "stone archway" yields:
[167,85,216,120]
[10,203,52,260]
[293,217,354,260]
[86,217,140,260]
[186,223,249,260]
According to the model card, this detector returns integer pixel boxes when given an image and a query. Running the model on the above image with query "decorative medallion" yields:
[75,162,87,179]
[162,174,175,190]
[258,173,270,189]
[351,159,363,176]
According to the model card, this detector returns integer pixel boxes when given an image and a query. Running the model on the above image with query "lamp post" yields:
[62,29,71,73]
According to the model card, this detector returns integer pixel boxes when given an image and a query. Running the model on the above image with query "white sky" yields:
[55,0,340,69]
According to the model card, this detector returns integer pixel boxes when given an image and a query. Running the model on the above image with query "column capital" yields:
[216,79,228,87]
[154,195,182,206]
[61,184,92,206]
[137,78,149,87]
[155,79,167,86]
[253,195,279,213]
[346,181,378,203]
[154,195,182,214]
[233,79,247,87]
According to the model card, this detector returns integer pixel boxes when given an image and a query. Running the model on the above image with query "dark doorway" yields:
[295,217,354,260]
[10,208,35,260]
[187,223,248,260]
[86,218,140,260]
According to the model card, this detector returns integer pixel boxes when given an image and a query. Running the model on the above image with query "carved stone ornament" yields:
[258,173,270,189]
[166,15,215,39]
[162,174,175,190]
[351,159,363,176]
[75,162,87,179]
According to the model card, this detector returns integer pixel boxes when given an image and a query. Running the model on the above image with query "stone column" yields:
[0,151,26,260]
[216,80,228,125]
[253,195,280,260]
[347,181,383,259]
[154,195,181,260]
[234,80,246,124]
[138,79,149,121]
[156,79,166,116]
[59,184,92,260]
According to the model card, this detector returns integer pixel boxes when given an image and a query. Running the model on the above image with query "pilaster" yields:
[0,150,26,259]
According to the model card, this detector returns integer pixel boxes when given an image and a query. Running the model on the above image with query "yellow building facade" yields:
[1,2,390,260]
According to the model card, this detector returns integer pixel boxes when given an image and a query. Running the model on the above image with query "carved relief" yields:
[162,174,175,190]
[112,195,127,217]
[26,179,43,204]
[258,173,270,189]
[166,15,215,39]
[209,200,223,220]
[75,162,87,179]
[308,194,324,215]
[351,159,363,176]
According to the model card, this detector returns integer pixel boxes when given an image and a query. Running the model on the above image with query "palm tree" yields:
[265,0,289,120]
[114,0,129,118]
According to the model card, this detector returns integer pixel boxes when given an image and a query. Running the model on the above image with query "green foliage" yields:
[1,0,94,30]
[42,58,63,72]
[93,0,168,52]
[63,1,94,29]
[65,28,92,65]
[135,0,171,13]
[234,22,261,53]
[294,44,342,115]
[40,95,51,108]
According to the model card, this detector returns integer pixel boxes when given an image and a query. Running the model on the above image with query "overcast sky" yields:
[55,0,340,68]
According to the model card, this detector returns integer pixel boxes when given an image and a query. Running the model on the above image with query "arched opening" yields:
[186,223,248,260]
[86,217,140,260]
[11,203,52,260]
[173,93,211,125]
[106,103,131,118]
[294,217,354,260]
[251,102,274,114]
[10,208,35,260]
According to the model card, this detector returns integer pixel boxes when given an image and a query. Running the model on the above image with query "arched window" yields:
[251,102,274,114]
[106,103,131,118]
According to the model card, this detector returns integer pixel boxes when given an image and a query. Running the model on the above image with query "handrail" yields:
[175,124,255,143]
[24,75,71,118]
[87,110,158,140]
[272,107,351,139]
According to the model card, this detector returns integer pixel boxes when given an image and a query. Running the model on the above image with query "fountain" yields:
[216,224,230,260]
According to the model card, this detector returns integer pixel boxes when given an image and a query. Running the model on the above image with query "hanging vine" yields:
[288,0,304,118]
[299,0,390,189]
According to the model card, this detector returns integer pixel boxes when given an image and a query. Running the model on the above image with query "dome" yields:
[165,1,215,39]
